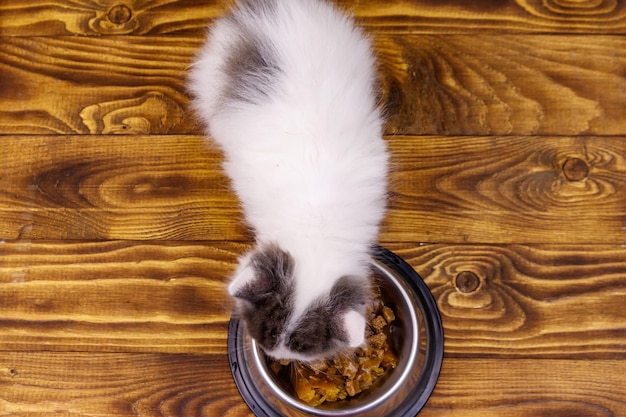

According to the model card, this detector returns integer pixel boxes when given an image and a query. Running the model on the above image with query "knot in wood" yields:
[562,157,589,182]
[107,4,133,25]
[454,271,481,294]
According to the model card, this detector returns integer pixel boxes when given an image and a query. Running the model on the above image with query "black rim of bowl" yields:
[227,246,444,417]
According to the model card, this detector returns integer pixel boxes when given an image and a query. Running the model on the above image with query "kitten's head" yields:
[228,243,369,361]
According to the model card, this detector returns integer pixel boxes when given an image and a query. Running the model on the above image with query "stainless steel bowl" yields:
[228,246,443,416]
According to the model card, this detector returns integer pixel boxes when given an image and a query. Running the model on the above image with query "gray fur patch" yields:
[221,1,282,106]
[236,0,279,16]
[233,243,295,350]
[287,276,368,357]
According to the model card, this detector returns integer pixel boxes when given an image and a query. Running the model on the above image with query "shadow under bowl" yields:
[228,246,443,417]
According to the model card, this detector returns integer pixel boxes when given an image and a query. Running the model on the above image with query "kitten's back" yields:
[189,0,389,361]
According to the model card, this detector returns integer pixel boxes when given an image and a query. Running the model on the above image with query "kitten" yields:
[188,0,389,362]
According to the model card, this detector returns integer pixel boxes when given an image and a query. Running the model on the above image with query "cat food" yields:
[269,297,398,406]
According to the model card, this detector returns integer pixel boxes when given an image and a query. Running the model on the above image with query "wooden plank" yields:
[0,353,624,416]
[385,135,626,244]
[0,135,246,241]
[387,243,626,358]
[1,241,624,357]
[0,0,227,36]
[0,240,241,354]
[421,359,626,417]
[0,36,199,135]
[0,135,623,243]
[1,35,626,136]
[352,0,626,34]
[376,35,626,135]
[2,0,626,36]
[0,352,244,416]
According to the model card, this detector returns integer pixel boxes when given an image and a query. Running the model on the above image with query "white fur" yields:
[190,0,388,326]
[343,310,367,347]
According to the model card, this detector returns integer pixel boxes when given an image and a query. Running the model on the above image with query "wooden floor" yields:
[1,0,625,416]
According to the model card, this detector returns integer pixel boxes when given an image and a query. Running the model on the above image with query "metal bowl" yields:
[228,246,443,416]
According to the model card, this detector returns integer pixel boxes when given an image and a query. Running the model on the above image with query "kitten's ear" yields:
[228,243,294,303]
[342,310,366,348]
[227,264,256,300]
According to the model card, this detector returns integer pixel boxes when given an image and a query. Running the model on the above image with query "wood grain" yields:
[0,135,623,244]
[0,0,228,36]
[385,135,626,244]
[1,241,624,357]
[387,243,626,358]
[1,35,625,136]
[0,36,198,135]
[351,0,626,34]
[0,240,242,354]
[2,0,626,36]
[376,35,626,135]
[0,135,247,241]
[0,353,624,416]
[0,352,242,416]
[1,1,625,414]
[422,359,626,417]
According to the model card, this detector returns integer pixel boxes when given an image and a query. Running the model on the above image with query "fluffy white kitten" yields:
[189,0,389,361]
